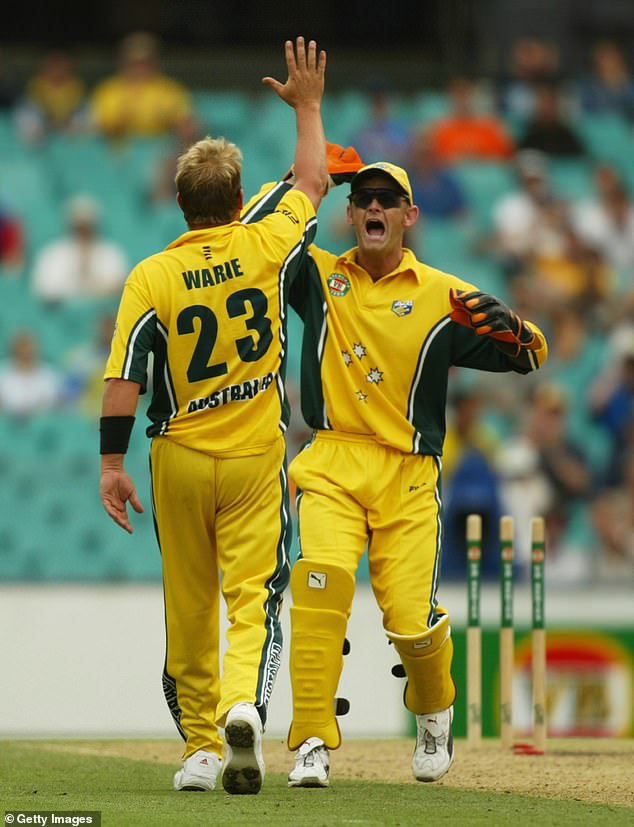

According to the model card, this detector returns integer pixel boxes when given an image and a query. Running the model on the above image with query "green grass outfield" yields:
[1,740,632,827]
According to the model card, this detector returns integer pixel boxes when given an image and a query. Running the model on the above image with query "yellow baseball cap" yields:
[350,161,413,204]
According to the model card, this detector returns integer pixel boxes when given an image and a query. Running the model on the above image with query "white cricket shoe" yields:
[221,702,265,795]
[288,737,330,788]
[173,750,222,791]
[412,706,454,782]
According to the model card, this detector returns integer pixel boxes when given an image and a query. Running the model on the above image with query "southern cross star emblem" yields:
[342,350,352,366]
[356,390,368,402]
[353,342,366,359]
[366,367,384,384]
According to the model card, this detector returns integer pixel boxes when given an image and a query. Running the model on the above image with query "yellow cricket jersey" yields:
[293,244,548,454]
[292,244,547,454]
[105,186,317,454]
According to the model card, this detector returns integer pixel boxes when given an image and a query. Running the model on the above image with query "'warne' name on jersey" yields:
[182,258,244,289]
[187,372,275,412]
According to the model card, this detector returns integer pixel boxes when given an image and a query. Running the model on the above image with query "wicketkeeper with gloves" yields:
[242,146,548,787]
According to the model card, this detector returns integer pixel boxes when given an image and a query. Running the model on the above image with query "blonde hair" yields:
[175,136,243,227]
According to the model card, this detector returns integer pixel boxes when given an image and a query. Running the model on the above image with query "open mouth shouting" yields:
[365,216,386,241]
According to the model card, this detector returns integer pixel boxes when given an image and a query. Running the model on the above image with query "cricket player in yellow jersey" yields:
[98,37,327,795]
[244,158,548,787]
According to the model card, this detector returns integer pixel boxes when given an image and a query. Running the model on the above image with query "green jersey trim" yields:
[122,308,156,389]
[427,455,443,626]
[241,181,290,224]
[293,256,330,431]
[147,319,179,437]
[408,316,453,454]
[255,458,291,719]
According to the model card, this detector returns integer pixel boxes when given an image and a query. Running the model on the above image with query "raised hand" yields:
[262,37,326,110]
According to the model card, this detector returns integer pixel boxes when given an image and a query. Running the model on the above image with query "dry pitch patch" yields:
[36,737,633,807]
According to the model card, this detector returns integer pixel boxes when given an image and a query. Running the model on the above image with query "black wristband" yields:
[100,416,135,455]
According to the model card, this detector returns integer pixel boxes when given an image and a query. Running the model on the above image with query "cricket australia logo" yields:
[392,300,413,317]
[327,272,351,297]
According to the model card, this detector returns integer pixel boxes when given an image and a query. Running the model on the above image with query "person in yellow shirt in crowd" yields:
[90,32,192,139]
[20,51,87,141]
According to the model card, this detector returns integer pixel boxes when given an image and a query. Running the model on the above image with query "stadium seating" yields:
[0,87,630,583]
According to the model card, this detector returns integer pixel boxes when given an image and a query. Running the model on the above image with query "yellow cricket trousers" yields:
[150,434,290,759]
[290,431,445,634]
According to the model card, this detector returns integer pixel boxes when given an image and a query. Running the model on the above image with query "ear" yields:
[176,192,184,212]
[403,204,419,229]
[346,203,353,225]
[237,187,244,211]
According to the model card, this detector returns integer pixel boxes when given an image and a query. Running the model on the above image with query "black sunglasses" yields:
[347,188,408,209]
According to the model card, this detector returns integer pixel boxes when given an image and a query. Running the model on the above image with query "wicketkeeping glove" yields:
[283,141,364,191]
[449,288,537,354]
[324,142,364,188]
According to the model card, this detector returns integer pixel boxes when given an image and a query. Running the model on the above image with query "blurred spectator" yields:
[406,126,469,219]
[607,290,634,365]
[577,40,634,124]
[62,311,116,415]
[537,301,610,426]
[570,162,634,284]
[144,114,206,250]
[496,382,594,578]
[529,209,615,320]
[517,83,587,157]
[347,77,410,165]
[494,422,552,572]
[442,383,501,480]
[590,448,634,582]
[0,201,25,274]
[487,149,557,273]
[148,113,204,206]
[588,329,634,488]
[441,384,504,579]
[426,77,515,165]
[90,31,192,140]
[497,37,561,123]
[0,331,63,418]
[16,51,87,144]
[486,149,614,316]
[31,194,128,304]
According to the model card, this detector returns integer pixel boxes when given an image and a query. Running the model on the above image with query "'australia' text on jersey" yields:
[187,371,275,412]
